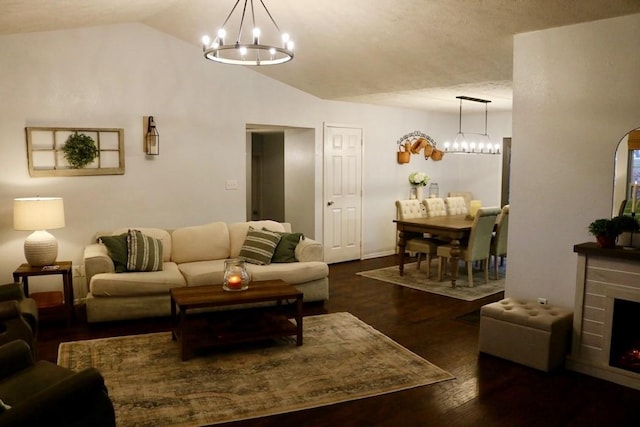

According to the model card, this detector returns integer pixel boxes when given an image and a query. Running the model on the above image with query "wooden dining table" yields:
[394,215,474,288]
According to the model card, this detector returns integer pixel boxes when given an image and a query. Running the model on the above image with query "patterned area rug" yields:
[57,312,453,426]
[357,262,505,301]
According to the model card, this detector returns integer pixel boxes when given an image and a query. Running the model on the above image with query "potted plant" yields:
[588,218,621,248]
[612,215,640,247]
[62,132,98,168]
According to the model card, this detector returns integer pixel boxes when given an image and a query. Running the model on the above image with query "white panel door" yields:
[323,124,362,263]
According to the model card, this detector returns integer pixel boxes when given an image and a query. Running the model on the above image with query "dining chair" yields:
[490,205,509,279]
[436,207,501,286]
[422,198,447,218]
[444,196,469,216]
[448,191,473,212]
[395,200,439,277]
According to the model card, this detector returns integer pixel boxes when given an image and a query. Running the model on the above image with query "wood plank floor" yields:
[37,255,640,426]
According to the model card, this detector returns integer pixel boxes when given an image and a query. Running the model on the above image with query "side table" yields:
[13,261,74,326]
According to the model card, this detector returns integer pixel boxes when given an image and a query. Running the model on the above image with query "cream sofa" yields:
[83,220,329,323]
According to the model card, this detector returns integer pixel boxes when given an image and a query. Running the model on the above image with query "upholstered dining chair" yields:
[436,207,501,286]
[444,196,469,216]
[490,205,510,279]
[422,198,447,218]
[448,191,473,212]
[395,200,439,277]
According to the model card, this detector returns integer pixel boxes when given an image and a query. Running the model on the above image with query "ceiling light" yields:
[202,0,294,66]
[446,96,500,154]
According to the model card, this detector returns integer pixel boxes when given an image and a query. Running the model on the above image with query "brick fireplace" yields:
[568,243,640,390]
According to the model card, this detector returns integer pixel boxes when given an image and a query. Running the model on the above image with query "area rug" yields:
[57,312,453,426]
[357,262,505,301]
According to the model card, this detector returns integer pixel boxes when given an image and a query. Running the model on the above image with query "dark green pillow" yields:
[127,229,164,272]
[270,231,304,263]
[238,227,281,265]
[98,233,128,273]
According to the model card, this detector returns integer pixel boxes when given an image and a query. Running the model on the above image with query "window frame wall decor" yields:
[25,127,125,177]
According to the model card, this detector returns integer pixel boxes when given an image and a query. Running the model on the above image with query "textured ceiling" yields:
[2,0,640,112]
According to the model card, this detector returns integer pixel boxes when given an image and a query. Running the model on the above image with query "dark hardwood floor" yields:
[37,255,640,426]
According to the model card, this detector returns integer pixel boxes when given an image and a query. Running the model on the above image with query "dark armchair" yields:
[0,340,116,427]
[0,283,38,358]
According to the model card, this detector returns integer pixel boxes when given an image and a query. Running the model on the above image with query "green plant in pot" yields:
[612,215,640,247]
[62,132,98,168]
[588,218,621,248]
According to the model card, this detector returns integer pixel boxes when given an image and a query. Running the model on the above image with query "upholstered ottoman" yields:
[478,298,573,372]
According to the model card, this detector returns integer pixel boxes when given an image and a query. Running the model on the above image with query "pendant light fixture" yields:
[202,0,294,66]
[445,96,500,154]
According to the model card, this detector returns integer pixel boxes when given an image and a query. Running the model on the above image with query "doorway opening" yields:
[246,124,316,239]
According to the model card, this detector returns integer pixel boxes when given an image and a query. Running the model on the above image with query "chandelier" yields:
[201,0,294,66]
[445,96,500,154]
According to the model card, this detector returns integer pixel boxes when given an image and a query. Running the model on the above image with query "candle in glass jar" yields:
[227,274,242,289]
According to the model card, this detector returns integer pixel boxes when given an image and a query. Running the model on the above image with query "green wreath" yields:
[63,132,98,168]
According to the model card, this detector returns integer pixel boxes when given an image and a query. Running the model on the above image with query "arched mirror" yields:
[613,127,640,216]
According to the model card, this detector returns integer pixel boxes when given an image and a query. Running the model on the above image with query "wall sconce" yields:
[144,116,159,156]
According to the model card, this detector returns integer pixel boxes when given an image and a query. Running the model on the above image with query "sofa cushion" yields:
[247,261,329,285]
[271,232,304,263]
[229,221,286,258]
[238,228,281,265]
[171,222,230,264]
[126,230,163,272]
[177,259,227,287]
[112,228,172,262]
[89,262,185,296]
[97,233,128,273]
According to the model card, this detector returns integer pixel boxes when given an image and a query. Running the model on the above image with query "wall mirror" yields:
[613,127,640,216]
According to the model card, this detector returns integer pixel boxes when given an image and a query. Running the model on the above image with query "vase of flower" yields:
[408,172,429,201]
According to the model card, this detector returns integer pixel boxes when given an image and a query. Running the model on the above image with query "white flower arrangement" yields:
[409,172,429,186]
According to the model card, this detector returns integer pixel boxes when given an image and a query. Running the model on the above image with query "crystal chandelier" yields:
[445,96,500,154]
[201,0,294,66]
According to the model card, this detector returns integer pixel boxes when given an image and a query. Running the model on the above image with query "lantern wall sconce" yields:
[144,116,159,156]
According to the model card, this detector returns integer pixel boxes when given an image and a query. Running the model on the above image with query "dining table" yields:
[394,214,474,288]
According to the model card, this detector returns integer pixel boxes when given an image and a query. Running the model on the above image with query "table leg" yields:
[179,309,189,361]
[170,297,177,341]
[63,270,74,326]
[449,239,461,288]
[295,295,303,346]
[398,230,406,276]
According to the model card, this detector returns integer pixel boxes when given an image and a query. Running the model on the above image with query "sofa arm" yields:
[0,340,34,380]
[295,237,324,262]
[84,243,115,285]
[1,367,116,427]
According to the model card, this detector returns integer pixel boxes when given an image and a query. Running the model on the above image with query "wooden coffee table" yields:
[170,279,303,361]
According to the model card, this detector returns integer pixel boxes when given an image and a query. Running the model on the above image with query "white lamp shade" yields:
[14,197,65,231]
[14,197,65,266]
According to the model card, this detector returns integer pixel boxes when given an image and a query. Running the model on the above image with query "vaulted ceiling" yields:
[2,0,640,112]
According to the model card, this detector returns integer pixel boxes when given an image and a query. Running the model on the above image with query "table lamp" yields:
[13,197,65,266]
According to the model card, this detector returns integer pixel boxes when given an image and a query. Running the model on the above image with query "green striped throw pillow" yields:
[126,229,164,272]
[238,227,282,265]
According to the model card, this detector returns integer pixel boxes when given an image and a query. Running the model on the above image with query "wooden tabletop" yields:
[170,279,302,309]
[394,214,473,231]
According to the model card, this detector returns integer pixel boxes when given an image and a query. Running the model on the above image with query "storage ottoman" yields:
[478,298,573,372]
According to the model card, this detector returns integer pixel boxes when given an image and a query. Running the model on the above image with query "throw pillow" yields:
[126,229,164,272]
[238,227,282,265]
[97,233,129,273]
[269,230,304,263]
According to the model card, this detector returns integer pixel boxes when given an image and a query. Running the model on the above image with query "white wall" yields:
[509,13,640,307]
[0,23,510,297]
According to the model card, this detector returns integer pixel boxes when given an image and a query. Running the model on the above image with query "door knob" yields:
[327,201,334,206]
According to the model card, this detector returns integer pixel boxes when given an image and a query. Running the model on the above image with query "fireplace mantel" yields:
[568,242,640,390]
